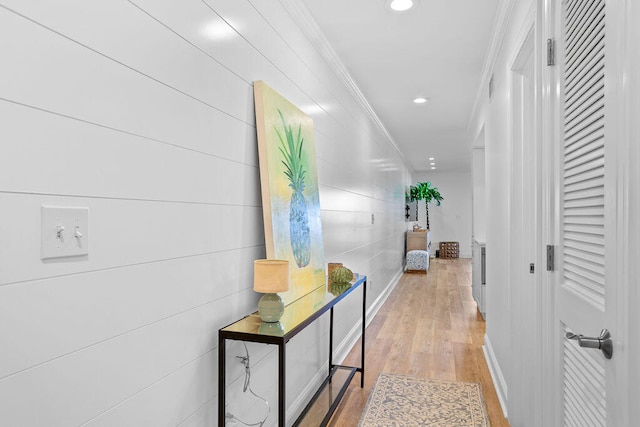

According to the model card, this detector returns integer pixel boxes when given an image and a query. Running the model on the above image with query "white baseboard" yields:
[482,334,509,419]
[286,269,404,423]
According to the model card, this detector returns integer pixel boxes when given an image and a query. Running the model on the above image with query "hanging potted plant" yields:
[408,181,443,229]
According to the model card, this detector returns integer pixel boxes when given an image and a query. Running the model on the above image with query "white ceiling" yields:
[301,0,500,173]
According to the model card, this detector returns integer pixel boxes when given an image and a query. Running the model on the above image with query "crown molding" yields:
[467,0,517,134]
[279,0,413,173]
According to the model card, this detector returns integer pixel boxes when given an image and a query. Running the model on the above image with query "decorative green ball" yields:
[329,282,352,296]
[329,267,353,284]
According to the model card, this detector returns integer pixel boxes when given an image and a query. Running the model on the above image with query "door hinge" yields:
[530,263,535,274]
[547,245,555,271]
[547,38,555,66]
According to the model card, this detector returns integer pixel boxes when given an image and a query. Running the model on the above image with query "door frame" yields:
[603,0,636,424]
[627,0,640,422]
[506,6,544,424]
[540,0,561,425]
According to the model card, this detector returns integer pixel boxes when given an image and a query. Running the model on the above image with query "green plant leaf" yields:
[409,181,444,204]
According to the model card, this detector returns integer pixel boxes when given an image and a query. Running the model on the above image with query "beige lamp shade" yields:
[253,260,289,293]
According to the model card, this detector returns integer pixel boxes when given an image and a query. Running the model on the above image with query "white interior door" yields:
[552,0,628,425]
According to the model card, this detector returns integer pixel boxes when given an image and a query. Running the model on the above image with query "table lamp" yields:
[254,259,289,322]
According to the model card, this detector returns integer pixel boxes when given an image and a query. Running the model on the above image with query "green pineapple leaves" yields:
[275,109,306,193]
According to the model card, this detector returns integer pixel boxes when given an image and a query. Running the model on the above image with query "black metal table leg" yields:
[361,279,366,387]
[329,306,334,378]
[279,341,286,426]
[218,336,226,425]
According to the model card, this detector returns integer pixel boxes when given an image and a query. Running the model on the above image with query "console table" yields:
[218,274,367,426]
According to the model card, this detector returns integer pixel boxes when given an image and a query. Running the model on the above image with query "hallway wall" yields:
[0,2,410,425]
[472,142,486,243]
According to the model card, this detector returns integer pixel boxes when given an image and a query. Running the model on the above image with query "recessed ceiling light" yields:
[431,166,436,170]
[429,157,435,160]
[413,97,428,104]
[430,162,435,166]
[387,0,416,12]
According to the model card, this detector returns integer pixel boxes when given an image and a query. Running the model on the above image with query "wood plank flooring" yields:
[328,258,510,426]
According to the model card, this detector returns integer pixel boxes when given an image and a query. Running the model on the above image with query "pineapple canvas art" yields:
[253,81,325,304]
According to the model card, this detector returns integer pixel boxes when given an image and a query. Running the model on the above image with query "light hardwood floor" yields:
[328,258,510,426]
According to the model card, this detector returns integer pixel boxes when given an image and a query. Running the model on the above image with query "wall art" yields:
[253,81,325,304]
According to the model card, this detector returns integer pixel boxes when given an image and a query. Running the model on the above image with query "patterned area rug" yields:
[359,373,490,426]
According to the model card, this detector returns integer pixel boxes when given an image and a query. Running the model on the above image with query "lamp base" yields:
[258,293,284,322]
[258,321,284,335]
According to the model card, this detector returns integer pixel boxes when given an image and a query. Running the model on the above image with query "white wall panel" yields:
[0,102,261,202]
[0,194,264,285]
[129,0,339,138]
[317,157,377,200]
[0,291,254,426]
[472,147,487,242]
[204,0,339,116]
[86,351,217,426]
[2,1,255,123]
[0,246,262,378]
[129,0,264,85]
[178,400,216,427]
[0,8,252,156]
[319,186,374,214]
[0,0,410,425]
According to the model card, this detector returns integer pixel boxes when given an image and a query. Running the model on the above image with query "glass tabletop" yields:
[221,274,366,339]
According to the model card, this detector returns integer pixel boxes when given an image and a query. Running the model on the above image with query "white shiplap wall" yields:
[0,1,410,426]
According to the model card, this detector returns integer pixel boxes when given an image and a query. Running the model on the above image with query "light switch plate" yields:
[41,206,89,260]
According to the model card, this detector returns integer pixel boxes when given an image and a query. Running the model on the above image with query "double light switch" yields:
[41,206,89,260]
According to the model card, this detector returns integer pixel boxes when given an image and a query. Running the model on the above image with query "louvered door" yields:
[555,0,611,425]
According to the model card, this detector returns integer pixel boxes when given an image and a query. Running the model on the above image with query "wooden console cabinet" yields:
[406,230,431,254]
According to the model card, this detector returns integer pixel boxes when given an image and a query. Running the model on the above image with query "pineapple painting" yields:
[253,81,325,304]
[275,109,311,267]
